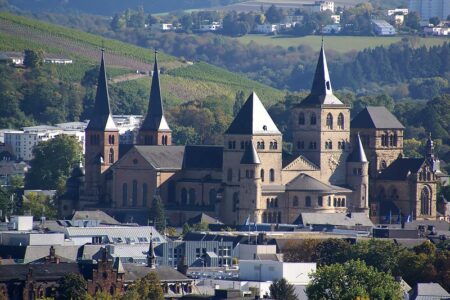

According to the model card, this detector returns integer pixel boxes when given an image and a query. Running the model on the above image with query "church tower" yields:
[238,143,262,224]
[221,92,282,224]
[138,51,172,145]
[291,42,350,185]
[346,133,369,213]
[84,50,119,202]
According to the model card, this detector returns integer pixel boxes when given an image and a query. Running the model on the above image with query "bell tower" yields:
[138,50,172,145]
[83,50,119,203]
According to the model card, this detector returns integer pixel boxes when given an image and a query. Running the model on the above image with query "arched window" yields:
[122,183,128,207]
[318,196,323,207]
[142,183,148,207]
[273,141,278,150]
[269,169,275,182]
[257,142,262,149]
[389,134,394,147]
[381,160,387,169]
[337,113,344,129]
[227,168,233,182]
[262,212,267,223]
[333,198,337,207]
[394,132,398,146]
[268,213,272,223]
[260,169,265,182]
[132,180,138,207]
[325,140,333,150]
[326,113,333,129]
[341,198,346,207]
[233,192,239,212]
[328,196,331,206]
[420,186,431,215]
[109,148,114,164]
[209,189,217,206]
[310,113,317,125]
[337,198,341,207]
[261,141,265,149]
[297,141,304,150]
[266,198,270,208]
[278,212,282,223]
[274,198,278,208]
[189,188,196,205]
[293,196,299,207]
[181,188,187,205]
[305,196,311,207]
[298,112,305,125]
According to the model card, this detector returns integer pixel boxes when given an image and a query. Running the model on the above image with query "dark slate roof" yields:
[134,145,184,170]
[71,210,120,225]
[186,213,223,226]
[377,158,425,180]
[240,143,260,165]
[286,173,351,193]
[183,145,223,170]
[225,92,280,135]
[86,51,118,131]
[119,144,134,159]
[122,264,191,283]
[351,106,404,129]
[0,263,80,282]
[413,283,450,299]
[301,212,374,227]
[298,43,343,106]
[140,53,170,132]
[347,133,367,163]
[183,232,244,247]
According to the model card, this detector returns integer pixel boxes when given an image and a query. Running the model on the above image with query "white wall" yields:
[238,244,277,260]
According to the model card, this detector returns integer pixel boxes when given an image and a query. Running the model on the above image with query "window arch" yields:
[310,113,317,125]
[227,168,233,182]
[318,196,323,207]
[420,186,431,215]
[341,198,346,207]
[109,148,114,164]
[142,183,148,207]
[381,160,387,169]
[389,134,394,147]
[122,183,128,207]
[181,188,187,205]
[326,113,333,129]
[266,198,270,208]
[260,169,265,182]
[132,180,138,207]
[188,188,196,205]
[325,140,333,150]
[305,196,311,207]
[298,112,305,125]
[337,113,344,129]
[293,196,299,207]
[232,192,239,212]
[269,169,275,182]
[328,196,331,206]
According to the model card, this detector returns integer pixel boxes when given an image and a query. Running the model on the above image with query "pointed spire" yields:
[300,41,343,106]
[426,132,434,159]
[147,233,156,269]
[140,50,170,132]
[113,257,125,274]
[347,133,367,163]
[226,92,280,135]
[240,143,261,165]
[86,50,117,131]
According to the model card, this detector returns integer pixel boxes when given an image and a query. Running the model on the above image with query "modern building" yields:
[409,0,450,21]
[303,1,335,13]
[372,20,397,35]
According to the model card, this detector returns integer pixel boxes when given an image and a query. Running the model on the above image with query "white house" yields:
[424,26,449,35]
[303,1,335,13]
[151,23,174,31]
[199,22,222,32]
[372,19,397,35]
[254,24,278,34]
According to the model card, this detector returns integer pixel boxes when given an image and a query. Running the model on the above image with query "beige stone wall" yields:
[291,105,351,185]
[346,161,369,212]
[137,130,172,146]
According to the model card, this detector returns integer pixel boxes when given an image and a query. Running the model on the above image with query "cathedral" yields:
[60,45,441,226]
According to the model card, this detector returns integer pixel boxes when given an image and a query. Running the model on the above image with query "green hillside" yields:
[0,12,284,106]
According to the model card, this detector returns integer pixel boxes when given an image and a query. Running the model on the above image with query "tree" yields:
[0,187,14,219]
[269,278,298,300]
[265,5,284,23]
[23,49,43,68]
[182,223,191,235]
[429,16,441,26]
[121,272,164,300]
[233,90,245,117]
[404,12,420,30]
[22,192,57,219]
[192,222,209,231]
[283,239,321,262]
[57,273,87,300]
[25,135,83,190]
[315,238,351,266]
[180,14,194,32]
[149,191,166,232]
[306,260,402,300]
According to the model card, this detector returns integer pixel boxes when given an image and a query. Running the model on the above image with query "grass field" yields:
[236,34,449,53]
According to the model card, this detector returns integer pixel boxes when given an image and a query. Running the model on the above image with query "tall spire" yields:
[426,132,434,159]
[140,50,170,132]
[347,133,367,163]
[300,41,343,106]
[240,143,261,165]
[86,50,117,131]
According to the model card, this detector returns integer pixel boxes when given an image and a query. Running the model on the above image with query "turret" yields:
[238,143,262,224]
[138,50,171,145]
[346,133,369,213]
[147,233,156,269]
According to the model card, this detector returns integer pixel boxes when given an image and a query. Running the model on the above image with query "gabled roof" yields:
[0,263,81,282]
[186,213,223,226]
[140,52,170,132]
[286,173,351,193]
[347,133,367,163]
[86,51,118,131]
[351,106,404,129]
[183,145,223,170]
[414,283,450,299]
[298,43,343,106]
[123,264,191,283]
[71,210,120,225]
[301,212,374,227]
[225,92,280,135]
[378,158,425,180]
[134,146,184,170]
[282,152,319,170]
[240,143,261,165]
